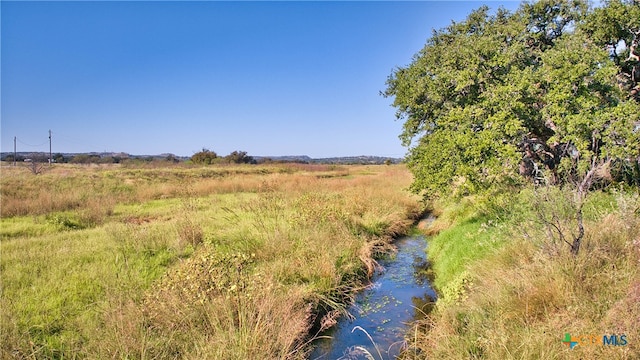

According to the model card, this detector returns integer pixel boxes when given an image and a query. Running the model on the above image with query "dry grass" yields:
[405,191,640,359]
[1,163,422,359]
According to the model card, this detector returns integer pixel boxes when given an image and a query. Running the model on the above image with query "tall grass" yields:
[406,189,640,359]
[0,164,348,218]
[1,164,422,358]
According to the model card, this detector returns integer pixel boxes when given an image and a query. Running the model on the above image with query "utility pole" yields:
[14,136,17,167]
[49,130,52,166]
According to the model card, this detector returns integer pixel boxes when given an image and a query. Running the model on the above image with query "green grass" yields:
[1,222,185,358]
[421,196,509,304]
[1,163,422,359]
[427,219,498,296]
[406,188,640,359]
[0,217,59,239]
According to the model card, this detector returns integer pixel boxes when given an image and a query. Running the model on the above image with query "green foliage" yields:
[190,148,218,165]
[45,213,85,230]
[385,0,640,199]
[583,0,640,99]
[70,154,102,164]
[224,150,255,164]
[52,153,65,163]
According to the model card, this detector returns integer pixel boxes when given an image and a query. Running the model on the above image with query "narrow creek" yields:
[310,234,437,359]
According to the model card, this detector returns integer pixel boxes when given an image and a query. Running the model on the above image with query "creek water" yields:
[310,235,437,360]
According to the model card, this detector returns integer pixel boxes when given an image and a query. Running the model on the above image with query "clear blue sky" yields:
[1,1,521,158]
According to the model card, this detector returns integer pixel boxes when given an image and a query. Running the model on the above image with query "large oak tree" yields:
[385,0,640,254]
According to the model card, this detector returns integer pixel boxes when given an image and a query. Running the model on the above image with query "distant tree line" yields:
[1,153,181,165]
[2,150,398,166]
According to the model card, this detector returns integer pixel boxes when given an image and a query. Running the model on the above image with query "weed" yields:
[351,326,384,360]
[175,197,205,248]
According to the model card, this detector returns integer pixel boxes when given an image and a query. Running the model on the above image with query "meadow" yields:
[0,163,423,359]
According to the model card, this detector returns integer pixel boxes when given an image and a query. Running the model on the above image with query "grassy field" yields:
[0,163,422,359]
[406,188,640,359]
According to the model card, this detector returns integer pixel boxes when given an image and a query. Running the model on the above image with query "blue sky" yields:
[1,1,521,158]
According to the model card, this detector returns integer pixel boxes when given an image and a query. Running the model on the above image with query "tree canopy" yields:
[224,151,255,164]
[191,148,218,165]
[385,0,640,199]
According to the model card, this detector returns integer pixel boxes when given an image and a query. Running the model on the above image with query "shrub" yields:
[191,148,218,165]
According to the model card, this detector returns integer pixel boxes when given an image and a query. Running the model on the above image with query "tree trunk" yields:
[570,154,604,256]
[571,205,584,256]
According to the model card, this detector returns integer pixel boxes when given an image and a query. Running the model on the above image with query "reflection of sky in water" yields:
[311,236,437,360]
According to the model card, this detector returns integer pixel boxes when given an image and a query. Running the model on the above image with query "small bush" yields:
[46,213,84,230]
